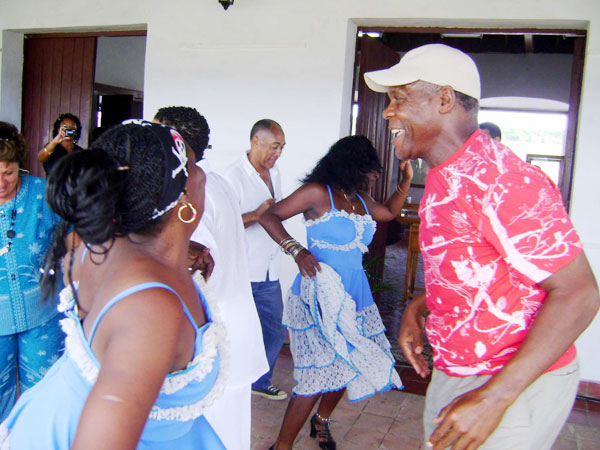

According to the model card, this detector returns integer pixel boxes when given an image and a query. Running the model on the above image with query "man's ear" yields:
[438,86,456,114]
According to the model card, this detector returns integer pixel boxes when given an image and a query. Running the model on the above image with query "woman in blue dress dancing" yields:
[0,120,227,449]
[260,135,413,450]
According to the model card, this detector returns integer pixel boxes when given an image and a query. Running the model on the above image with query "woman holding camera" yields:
[38,113,84,175]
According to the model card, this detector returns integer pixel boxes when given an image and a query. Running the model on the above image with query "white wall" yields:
[95,35,146,91]
[0,31,24,129]
[1,0,599,381]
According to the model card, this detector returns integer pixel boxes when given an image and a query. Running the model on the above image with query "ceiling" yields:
[380,32,580,54]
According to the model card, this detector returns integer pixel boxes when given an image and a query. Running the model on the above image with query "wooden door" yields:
[355,35,400,202]
[22,36,96,177]
[355,35,400,288]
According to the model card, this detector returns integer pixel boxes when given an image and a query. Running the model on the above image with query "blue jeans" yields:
[251,276,285,391]
[0,313,65,421]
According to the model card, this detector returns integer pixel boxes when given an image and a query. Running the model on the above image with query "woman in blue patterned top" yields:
[260,135,413,450]
[0,121,64,421]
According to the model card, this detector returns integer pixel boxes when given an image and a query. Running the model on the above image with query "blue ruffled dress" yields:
[0,279,227,450]
[284,185,402,401]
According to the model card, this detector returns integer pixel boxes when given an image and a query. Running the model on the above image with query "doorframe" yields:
[24,30,146,39]
[0,27,146,141]
[350,24,588,381]
[16,28,147,175]
[352,26,586,210]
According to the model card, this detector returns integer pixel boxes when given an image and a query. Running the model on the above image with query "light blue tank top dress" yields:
[0,281,227,449]
[284,185,402,401]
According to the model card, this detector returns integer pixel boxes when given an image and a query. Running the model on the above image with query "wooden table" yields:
[395,204,424,301]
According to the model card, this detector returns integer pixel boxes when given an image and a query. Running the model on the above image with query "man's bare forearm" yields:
[470,251,599,406]
[242,211,259,228]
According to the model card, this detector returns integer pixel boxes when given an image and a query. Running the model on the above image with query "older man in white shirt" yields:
[223,119,288,401]
[154,107,268,450]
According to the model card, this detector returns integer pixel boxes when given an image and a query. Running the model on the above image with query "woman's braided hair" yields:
[41,122,171,300]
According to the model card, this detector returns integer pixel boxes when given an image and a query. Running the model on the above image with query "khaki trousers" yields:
[424,358,579,449]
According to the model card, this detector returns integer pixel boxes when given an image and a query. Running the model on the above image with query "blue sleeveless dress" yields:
[0,280,227,450]
[284,186,402,401]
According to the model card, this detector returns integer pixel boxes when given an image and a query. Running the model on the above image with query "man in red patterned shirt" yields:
[365,44,599,450]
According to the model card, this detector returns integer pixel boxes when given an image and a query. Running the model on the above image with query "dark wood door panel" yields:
[22,36,96,177]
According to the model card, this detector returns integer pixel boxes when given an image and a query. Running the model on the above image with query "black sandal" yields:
[309,413,336,450]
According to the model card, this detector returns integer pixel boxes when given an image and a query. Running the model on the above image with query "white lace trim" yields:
[356,303,387,338]
[283,263,401,400]
[57,282,78,313]
[57,284,100,384]
[305,210,376,254]
[304,209,374,228]
[0,422,9,450]
[55,273,229,422]
[148,272,229,421]
[60,315,100,383]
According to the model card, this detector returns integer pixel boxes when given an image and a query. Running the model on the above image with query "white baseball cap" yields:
[364,44,481,100]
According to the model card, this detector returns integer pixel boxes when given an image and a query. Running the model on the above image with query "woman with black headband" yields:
[37,113,84,175]
[0,120,227,449]
[0,121,65,422]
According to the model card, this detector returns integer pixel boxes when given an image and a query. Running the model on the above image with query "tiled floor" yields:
[251,348,600,450]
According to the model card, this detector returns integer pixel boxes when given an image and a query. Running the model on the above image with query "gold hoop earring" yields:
[177,203,197,224]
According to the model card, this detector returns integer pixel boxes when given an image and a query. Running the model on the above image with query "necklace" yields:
[0,207,16,257]
[342,191,356,212]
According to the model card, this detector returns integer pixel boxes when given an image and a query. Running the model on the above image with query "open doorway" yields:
[92,35,146,136]
[21,31,146,177]
[353,30,584,208]
[351,28,586,387]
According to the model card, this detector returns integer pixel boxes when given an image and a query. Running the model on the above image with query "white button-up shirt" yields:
[191,159,268,386]
[222,153,282,282]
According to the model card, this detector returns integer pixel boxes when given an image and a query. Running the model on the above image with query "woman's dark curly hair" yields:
[302,135,382,193]
[52,113,82,141]
[0,121,28,167]
[41,122,171,300]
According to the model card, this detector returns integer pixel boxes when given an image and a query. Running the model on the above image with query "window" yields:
[478,104,568,186]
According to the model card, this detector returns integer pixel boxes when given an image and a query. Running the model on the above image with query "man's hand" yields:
[398,293,430,378]
[188,242,215,280]
[428,251,600,449]
[427,387,508,450]
[295,249,321,278]
[243,198,276,228]
[399,159,414,184]
[257,198,275,216]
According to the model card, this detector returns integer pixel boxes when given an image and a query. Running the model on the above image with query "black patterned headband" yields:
[121,119,189,220]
